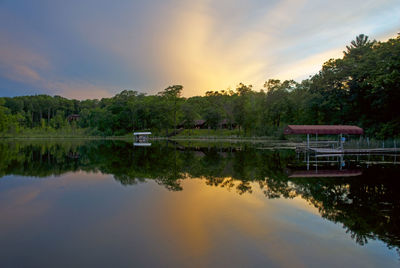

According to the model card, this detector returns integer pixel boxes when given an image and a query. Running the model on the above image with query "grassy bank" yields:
[1,127,277,140]
[2,128,398,148]
[0,128,132,140]
[162,129,287,140]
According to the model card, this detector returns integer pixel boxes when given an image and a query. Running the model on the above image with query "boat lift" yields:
[133,132,152,146]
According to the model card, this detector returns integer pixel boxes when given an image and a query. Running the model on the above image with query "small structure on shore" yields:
[67,114,80,122]
[177,119,206,129]
[194,120,207,129]
[284,125,364,135]
[177,119,236,129]
[284,125,364,152]
[133,132,151,146]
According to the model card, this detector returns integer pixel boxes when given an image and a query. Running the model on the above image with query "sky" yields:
[0,0,399,100]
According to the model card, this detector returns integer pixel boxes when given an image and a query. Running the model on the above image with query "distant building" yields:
[67,114,80,122]
[194,119,207,129]
[178,119,236,129]
[218,119,237,129]
[177,119,207,129]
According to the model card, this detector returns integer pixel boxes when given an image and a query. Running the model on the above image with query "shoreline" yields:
[0,135,294,142]
[1,136,398,150]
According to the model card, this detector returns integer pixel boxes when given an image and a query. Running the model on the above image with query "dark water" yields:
[0,140,399,267]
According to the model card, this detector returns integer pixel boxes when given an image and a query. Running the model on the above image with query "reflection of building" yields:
[288,169,362,178]
[287,152,363,178]
[67,152,80,159]
[133,142,151,147]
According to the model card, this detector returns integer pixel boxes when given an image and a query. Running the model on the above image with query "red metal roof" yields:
[284,125,364,135]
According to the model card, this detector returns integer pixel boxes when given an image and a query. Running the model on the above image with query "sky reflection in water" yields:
[0,140,399,267]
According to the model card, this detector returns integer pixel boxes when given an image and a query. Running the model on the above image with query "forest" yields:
[0,34,399,138]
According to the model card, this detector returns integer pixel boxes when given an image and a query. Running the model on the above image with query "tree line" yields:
[0,34,399,138]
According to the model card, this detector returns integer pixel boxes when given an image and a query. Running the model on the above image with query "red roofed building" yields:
[284,125,364,135]
[67,114,80,122]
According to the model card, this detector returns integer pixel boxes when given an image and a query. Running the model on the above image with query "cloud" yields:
[0,39,49,84]
[0,32,113,100]
[45,81,114,100]
[119,0,400,94]
[271,48,344,81]
[0,0,399,98]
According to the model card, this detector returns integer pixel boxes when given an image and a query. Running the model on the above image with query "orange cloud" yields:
[1,0,399,98]
[0,33,113,99]
[45,80,113,100]
[272,48,344,81]
[0,40,49,84]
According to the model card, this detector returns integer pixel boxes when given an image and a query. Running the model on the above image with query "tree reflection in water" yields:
[0,139,399,255]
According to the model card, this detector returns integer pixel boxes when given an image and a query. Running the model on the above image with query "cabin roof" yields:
[194,119,206,126]
[284,125,364,135]
[219,119,230,125]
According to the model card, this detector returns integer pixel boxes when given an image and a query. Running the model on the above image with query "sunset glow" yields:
[1,0,399,99]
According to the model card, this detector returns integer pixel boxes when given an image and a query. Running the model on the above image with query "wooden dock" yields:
[308,147,400,154]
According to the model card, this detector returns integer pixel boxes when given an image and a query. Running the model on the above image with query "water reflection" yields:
[0,139,399,260]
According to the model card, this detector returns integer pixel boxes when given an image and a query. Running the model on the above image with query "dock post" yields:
[340,134,343,150]
[340,155,343,170]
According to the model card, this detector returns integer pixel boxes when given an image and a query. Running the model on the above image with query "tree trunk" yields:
[174,99,177,135]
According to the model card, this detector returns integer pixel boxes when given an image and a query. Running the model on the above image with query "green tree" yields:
[158,85,183,135]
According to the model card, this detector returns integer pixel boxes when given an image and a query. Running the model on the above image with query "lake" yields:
[0,139,399,267]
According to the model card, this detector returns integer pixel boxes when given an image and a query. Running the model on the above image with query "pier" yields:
[285,125,399,155]
[133,131,152,146]
[296,147,400,154]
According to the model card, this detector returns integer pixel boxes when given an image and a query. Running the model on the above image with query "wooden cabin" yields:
[67,114,80,122]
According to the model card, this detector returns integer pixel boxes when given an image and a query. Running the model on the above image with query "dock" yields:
[303,147,400,154]
[286,125,399,155]
[133,131,151,142]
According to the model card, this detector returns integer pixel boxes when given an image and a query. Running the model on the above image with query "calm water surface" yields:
[0,140,399,267]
